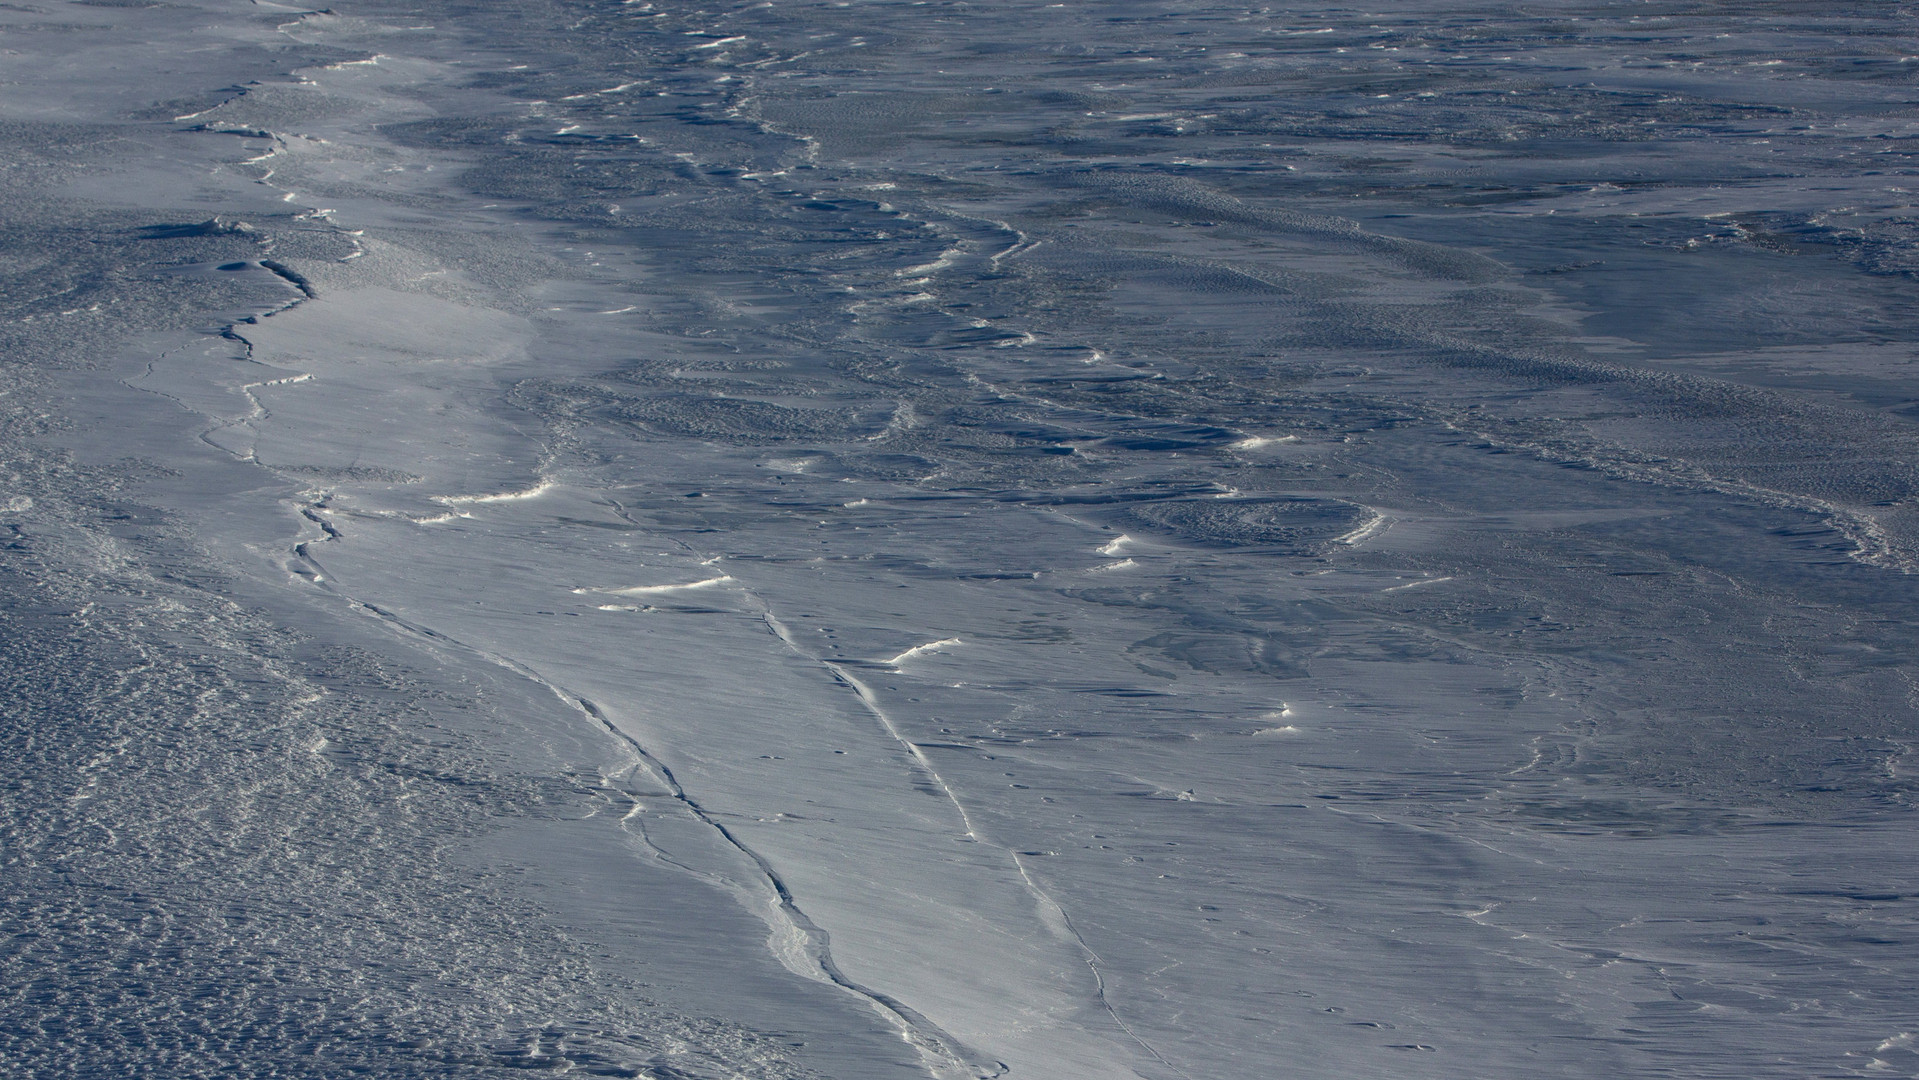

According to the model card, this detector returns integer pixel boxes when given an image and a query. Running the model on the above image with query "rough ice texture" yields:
[3,1,1918,1078]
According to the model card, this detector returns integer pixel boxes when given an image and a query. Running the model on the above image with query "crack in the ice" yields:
[123,112,984,1071]
[602,483,1182,1078]
[585,499,1004,1080]
[509,645,991,1078]
[273,484,994,1079]
[766,617,1192,1080]
[127,54,1154,1076]
[259,259,318,299]
[590,489,1182,1078]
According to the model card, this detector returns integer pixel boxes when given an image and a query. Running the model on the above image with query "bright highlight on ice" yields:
[880,638,962,666]
[574,576,735,596]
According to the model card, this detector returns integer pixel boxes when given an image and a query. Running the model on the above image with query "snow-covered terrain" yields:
[3,1,1917,1077]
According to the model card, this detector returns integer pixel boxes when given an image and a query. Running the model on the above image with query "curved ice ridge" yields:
[119,80,1002,1077]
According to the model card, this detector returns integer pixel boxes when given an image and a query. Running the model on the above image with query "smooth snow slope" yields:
[3,1,1918,1078]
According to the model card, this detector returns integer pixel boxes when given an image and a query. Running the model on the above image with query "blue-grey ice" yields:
[2,2,1916,1078]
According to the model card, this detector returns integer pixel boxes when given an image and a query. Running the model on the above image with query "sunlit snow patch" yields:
[898,246,964,278]
[881,637,962,667]
[433,480,555,507]
[1381,576,1452,593]
[1253,705,1301,736]
[574,576,735,597]
[1332,509,1389,546]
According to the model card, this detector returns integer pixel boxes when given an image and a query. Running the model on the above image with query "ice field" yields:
[1,1,1917,1077]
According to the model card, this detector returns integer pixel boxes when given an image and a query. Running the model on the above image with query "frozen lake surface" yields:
[2,1,1917,1076]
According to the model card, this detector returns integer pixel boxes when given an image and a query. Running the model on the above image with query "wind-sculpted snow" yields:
[1117,496,1375,553]
[3,0,1919,1078]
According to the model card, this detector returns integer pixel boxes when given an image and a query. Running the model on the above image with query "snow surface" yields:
[3,1,1918,1077]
